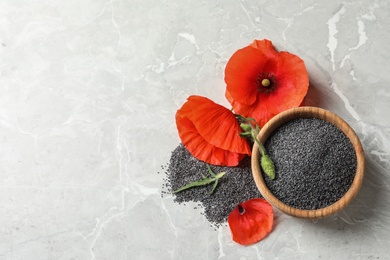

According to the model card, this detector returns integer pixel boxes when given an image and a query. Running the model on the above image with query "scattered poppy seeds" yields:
[163,144,261,225]
[263,118,357,210]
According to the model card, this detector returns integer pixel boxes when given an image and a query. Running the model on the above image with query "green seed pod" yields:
[261,154,275,180]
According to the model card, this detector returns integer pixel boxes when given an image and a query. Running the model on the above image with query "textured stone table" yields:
[1,0,389,259]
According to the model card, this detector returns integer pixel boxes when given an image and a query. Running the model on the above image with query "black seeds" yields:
[263,118,357,210]
[163,144,261,225]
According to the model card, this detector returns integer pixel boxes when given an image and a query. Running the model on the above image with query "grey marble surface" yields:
[1,0,389,259]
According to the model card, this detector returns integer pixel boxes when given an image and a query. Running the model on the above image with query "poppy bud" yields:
[261,154,275,179]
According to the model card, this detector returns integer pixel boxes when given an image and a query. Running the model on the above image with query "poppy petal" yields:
[228,198,274,245]
[176,95,251,166]
[261,51,309,115]
[226,93,275,128]
[225,46,268,106]
[249,39,278,59]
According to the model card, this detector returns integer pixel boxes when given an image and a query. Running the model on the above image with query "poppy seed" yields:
[163,144,261,225]
[263,118,357,210]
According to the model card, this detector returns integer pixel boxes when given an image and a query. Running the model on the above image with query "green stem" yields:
[173,165,226,194]
[251,129,265,156]
[238,115,275,180]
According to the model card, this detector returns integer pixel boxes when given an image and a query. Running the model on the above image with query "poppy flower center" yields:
[261,79,271,87]
[255,72,277,94]
[238,204,245,215]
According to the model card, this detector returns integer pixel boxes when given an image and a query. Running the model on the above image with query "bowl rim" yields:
[251,106,365,219]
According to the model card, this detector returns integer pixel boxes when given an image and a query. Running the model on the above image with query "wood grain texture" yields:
[251,107,365,219]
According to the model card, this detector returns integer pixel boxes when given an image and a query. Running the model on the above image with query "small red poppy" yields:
[175,95,251,166]
[228,198,274,245]
[225,39,309,127]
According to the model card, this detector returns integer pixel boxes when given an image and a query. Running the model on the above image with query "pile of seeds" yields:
[162,144,261,225]
[263,118,357,210]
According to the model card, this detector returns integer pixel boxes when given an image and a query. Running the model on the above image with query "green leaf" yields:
[240,123,252,132]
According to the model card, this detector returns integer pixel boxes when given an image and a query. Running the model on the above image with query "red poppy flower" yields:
[225,39,309,127]
[176,95,251,166]
[228,198,274,245]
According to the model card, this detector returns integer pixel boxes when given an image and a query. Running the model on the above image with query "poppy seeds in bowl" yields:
[263,117,357,210]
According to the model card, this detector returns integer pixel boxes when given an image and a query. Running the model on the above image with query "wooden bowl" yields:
[251,106,365,219]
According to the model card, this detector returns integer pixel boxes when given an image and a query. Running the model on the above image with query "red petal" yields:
[225,46,268,106]
[228,198,274,245]
[261,51,309,115]
[225,39,280,107]
[249,39,278,59]
[227,90,275,128]
[176,96,251,166]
